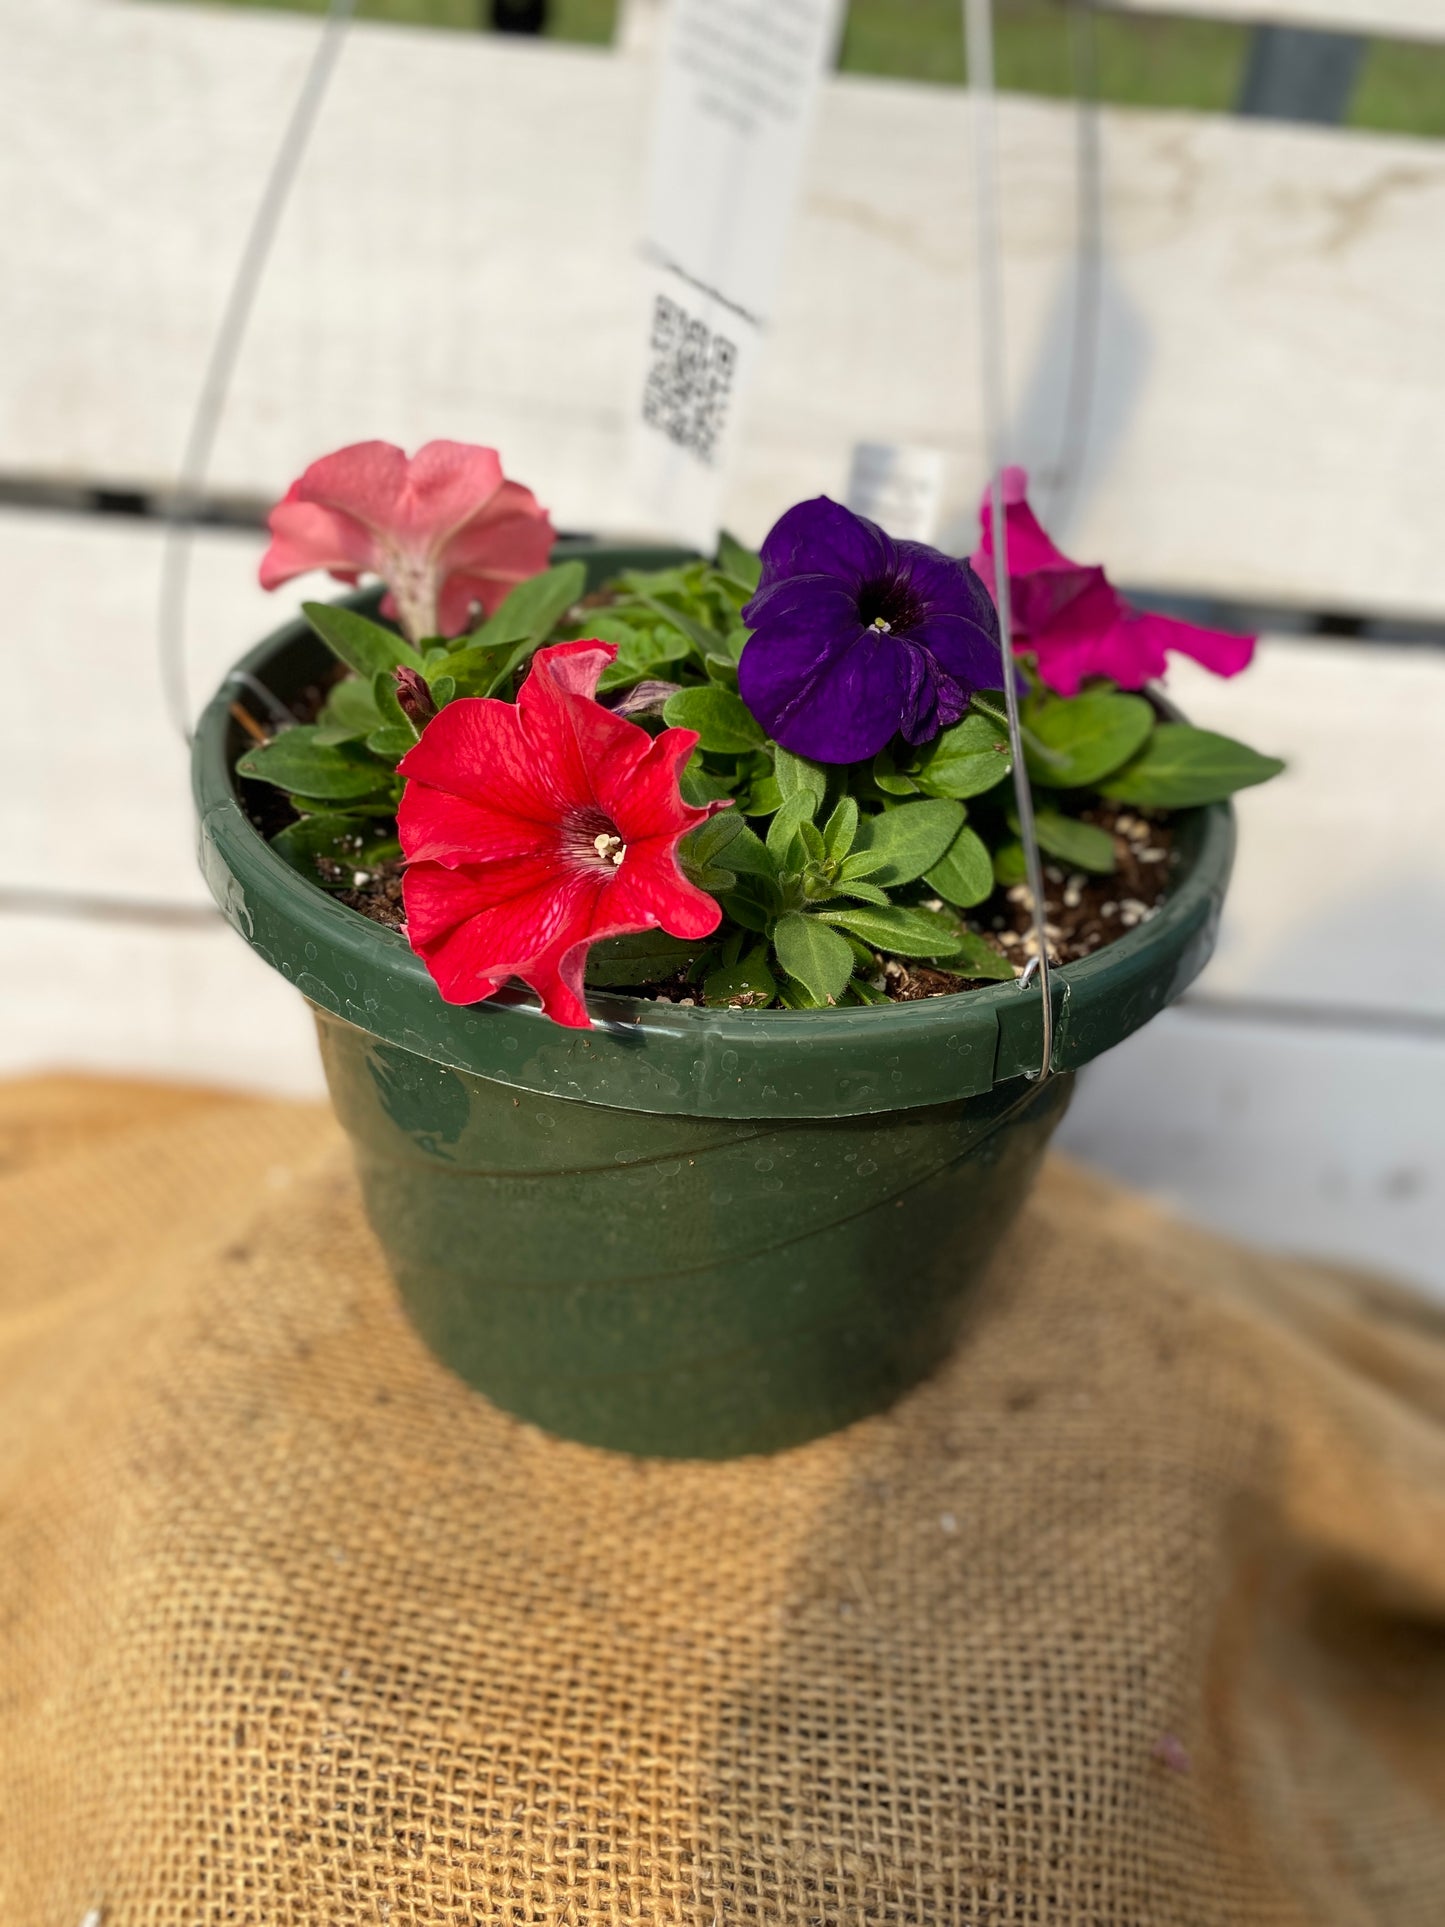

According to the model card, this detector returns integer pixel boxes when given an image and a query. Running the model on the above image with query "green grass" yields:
[1353,37,1445,138]
[839,0,1243,113]
[147,0,1445,136]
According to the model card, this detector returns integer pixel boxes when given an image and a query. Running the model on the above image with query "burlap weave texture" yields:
[1,1075,1443,1926]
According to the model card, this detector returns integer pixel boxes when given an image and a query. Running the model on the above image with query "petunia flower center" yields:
[562,811,627,873]
[856,573,924,637]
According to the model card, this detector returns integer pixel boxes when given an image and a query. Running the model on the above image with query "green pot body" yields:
[194,543,1234,1459]
[317,1018,1071,1455]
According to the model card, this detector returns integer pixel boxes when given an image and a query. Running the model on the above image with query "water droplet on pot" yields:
[857,1159,878,1177]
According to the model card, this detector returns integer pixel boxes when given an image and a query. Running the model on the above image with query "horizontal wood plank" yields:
[0,911,324,1097]
[1100,0,1445,43]
[1057,1005,1445,1297]
[3,512,276,906]
[1164,643,1445,1021]
[5,3,1445,616]
[4,511,1443,1020]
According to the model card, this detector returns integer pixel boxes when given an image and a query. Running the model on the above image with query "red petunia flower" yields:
[259,439,555,642]
[397,641,726,1027]
[971,468,1254,697]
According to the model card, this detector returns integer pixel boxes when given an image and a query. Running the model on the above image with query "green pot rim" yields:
[193,540,1234,1120]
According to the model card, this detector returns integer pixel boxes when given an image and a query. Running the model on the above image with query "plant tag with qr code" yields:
[625,0,846,552]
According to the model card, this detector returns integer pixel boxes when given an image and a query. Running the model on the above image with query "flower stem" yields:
[969,694,1068,772]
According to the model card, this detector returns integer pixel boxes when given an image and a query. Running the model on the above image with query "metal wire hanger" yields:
[158,0,357,746]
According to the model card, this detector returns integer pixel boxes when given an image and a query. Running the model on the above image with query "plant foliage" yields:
[237,546,1283,1010]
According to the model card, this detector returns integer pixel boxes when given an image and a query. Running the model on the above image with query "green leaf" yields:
[572,609,659,648]
[284,790,397,817]
[723,820,776,878]
[912,712,1012,800]
[465,561,586,652]
[766,791,817,867]
[632,593,716,659]
[833,877,891,906]
[773,744,829,811]
[719,887,773,935]
[371,669,417,736]
[716,531,762,592]
[872,747,919,796]
[303,603,423,679]
[817,903,971,958]
[836,847,890,883]
[584,932,704,987]
[852,799,966,887]
[994,840,1027,887]
[683,810,744,870]
[1003,806,1116,874]
[947,931,1017,980]
[679,755,738,807]
[442,641,520,696]
[704,946,776,1008]
[773,913,856,1005]
[1024,691,1154,789]
[924,826,994,908]
[1014,807,1117,875]
[662,685,766,753]
[318,674,384,737]
[847,977,890,1005]
[1101,724,1285,808]
[237,727,394,802]
[430,674,457,707]
[595,624,694,693]
[822,795,859,863]
[363,724,415,762]
[678,810,758,891]
[742,771,783,816]
[271,812,400,881]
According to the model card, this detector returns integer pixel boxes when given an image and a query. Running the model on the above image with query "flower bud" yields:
[395,665,438,730]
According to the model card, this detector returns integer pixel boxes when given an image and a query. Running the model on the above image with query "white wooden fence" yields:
[3,0,1443,1292]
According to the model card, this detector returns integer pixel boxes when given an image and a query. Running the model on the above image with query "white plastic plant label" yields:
[625,0,846,552]
[844,442,947,544]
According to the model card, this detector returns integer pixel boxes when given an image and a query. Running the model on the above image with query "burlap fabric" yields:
[2,1076,1444,1927]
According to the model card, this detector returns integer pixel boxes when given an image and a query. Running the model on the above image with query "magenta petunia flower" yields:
[738,497,1002,765]
[397,641,726,1027]
[259,439,555,642]
[971,468,1254,697]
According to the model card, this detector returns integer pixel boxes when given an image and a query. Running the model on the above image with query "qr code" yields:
[641,294,737,466]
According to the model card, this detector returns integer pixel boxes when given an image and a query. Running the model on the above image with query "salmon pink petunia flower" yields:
[397,641,726,1027]
[971,468,1254,697]
[259,439,555,642]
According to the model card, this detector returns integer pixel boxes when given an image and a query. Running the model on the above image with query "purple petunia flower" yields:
[738,497,1002,765]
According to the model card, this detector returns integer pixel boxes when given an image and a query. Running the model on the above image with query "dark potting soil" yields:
[327,859,407,931]
[235,652,1177,1006]
[318,801,1175,1006]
